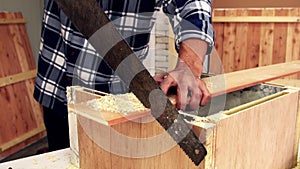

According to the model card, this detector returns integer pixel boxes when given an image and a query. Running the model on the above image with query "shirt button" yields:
[66,77,72,81]
[70,51,75,56]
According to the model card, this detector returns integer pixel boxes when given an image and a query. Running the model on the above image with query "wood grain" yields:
[222,10,236,72]
[0,69,37,88]
[70,85,299,169]
[77,114,212,169]
[213,16,300,23]
[212,8,300,78]
[0,12,44,158]
[234,9,248,71]
[286,8,300,79]
[0,18,26,24]
[212,10,225,63]
[267,79,300,166]
[208,89,299,169]
[259,9,275,66]
[203,60,300,97]
[272,9,288,64]
[245,9,261,69]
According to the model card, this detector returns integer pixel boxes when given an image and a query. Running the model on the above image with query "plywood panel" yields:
[209,90,299,169]
[267,79,300,166]
[77,114,212,169]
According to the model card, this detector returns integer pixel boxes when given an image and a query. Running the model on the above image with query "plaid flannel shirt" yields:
[34,0,214,111]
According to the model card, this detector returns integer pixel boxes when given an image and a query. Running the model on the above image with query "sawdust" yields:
[86,92,148,114]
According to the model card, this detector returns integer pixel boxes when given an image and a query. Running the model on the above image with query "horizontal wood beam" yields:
[0,126,45,152]
[203,60,300,97]
[213,16,300,23]
[0,18,27,24]
[0,69,37,88]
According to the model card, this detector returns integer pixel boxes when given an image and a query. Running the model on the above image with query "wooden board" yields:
[267,79,300,166]
[208,89,299,169]
[69,104,150,126]
[272,9,288,64]
[212,8,300,77]
[76,113,214,169]
[203,60,300,97]
[0,12,45,158]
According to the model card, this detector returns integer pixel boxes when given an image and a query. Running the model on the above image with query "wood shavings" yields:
[193,116,210,123]
[87,93,148,114]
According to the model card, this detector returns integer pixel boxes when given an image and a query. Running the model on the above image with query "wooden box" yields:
[67,83,299,169]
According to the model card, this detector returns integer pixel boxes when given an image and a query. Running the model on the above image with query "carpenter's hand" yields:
[154,38,211,110]
[154,64,210,111]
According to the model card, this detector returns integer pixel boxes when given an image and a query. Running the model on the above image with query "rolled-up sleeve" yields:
[162,0,214,54]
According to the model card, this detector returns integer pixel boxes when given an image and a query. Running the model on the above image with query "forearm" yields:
[177,38,208,77]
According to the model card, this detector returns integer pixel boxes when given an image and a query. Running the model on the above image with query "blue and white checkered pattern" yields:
[34,0,214,111]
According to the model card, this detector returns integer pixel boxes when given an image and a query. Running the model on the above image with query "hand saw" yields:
[54,0,206,165]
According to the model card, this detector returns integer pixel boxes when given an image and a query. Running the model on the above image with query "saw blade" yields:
[54,0,207,165]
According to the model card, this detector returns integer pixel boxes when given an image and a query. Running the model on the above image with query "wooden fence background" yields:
[211,8,300,79]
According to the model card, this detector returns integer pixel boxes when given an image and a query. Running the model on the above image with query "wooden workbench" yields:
[0,148,77,169]
[0,148,298,169]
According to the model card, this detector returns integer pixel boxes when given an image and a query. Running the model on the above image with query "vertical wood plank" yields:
[211,9,225,74]
[222,9,237,73]
[245,9,261,69]
[213,9,225,61]
[233,9,248,71]
[286,8,300,79]
[259,9,275,66]
[272,9,288,64]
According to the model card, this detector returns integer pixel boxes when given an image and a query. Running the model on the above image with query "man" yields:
[34,0,214,151]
